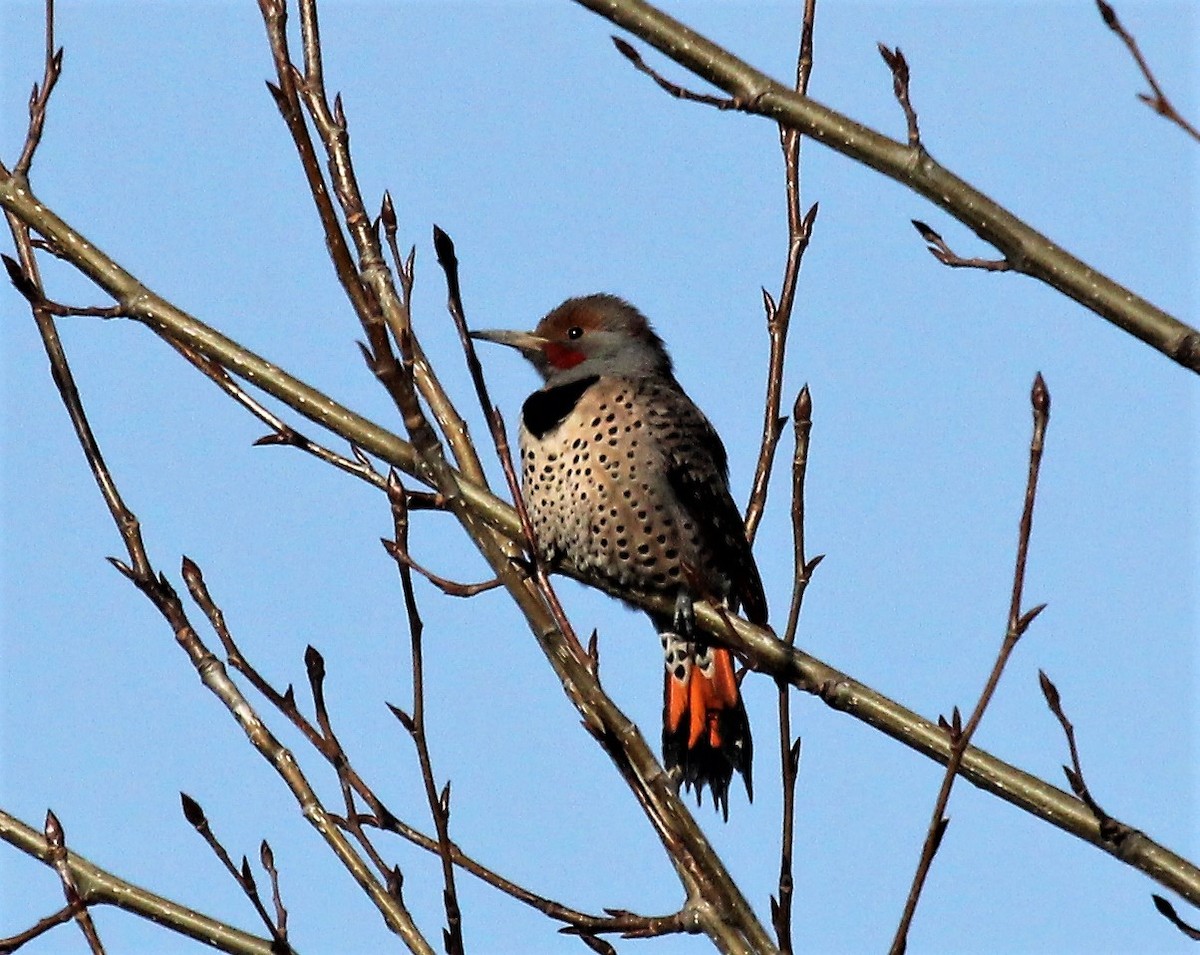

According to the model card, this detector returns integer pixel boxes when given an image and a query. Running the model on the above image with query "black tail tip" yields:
[663,713,753,821]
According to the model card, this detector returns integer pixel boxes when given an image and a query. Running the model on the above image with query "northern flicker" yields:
[473,293,768,817]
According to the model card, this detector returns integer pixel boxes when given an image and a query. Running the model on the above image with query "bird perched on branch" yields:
[473,294,767,817]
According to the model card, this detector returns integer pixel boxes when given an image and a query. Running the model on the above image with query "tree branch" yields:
[572,0,1200,373]
[1096,0,1200,142]
[0,809,276,955]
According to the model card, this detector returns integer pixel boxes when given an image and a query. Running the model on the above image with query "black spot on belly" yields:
[522,376,601,439]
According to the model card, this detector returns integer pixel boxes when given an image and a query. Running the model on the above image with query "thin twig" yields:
[611,36,743,110]
[43,812,105,954]
[889,373,1051,954]
[742,24,819,546]
[764,10,821,952]
[877,44,921,147]
[911,220,1012,272]
[179,796,293,952]
[1096,1,1200,142]
[259,842,289,943]
[0,899,85,954]
[386,474,465,955]
[162,335,392,491]
[432,225,588,658]
[13,0,62,178]
[1151,895,1200,941]
[383,535,502,597]
[1,258,123,316]
[1037,671,1130,845]
[772,387,821,954]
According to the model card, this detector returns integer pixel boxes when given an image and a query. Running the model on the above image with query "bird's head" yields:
[472,294,673,385]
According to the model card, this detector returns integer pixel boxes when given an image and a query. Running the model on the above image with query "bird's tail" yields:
[660,628,753,819]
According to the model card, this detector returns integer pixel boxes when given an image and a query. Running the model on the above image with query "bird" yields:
[472,294,768,817]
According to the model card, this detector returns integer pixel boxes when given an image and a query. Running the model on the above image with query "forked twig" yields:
[889,374,1051,954]
[179,796,293,953]
[877,43,921,148]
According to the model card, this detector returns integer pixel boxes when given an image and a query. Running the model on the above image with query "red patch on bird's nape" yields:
[544,342,586,369]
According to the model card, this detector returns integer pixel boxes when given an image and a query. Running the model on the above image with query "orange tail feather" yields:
[663,643,752,818]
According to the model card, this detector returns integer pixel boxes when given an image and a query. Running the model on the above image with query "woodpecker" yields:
[473,294,767,817]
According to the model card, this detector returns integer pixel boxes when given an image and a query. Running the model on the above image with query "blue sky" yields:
[1,1,1196,953]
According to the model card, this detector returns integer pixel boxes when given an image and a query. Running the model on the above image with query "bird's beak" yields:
[469,328,548,357]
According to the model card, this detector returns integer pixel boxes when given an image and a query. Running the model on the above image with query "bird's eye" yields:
[567,326,584,340]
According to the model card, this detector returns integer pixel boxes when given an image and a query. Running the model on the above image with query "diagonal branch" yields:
[575,0,1200,373]
[0,809,276,955]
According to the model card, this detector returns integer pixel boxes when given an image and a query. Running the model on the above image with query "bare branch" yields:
[889,374,1051,953]
[574,0,1200,372]
[1096,1,1200,142]
[0,808,276,953]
